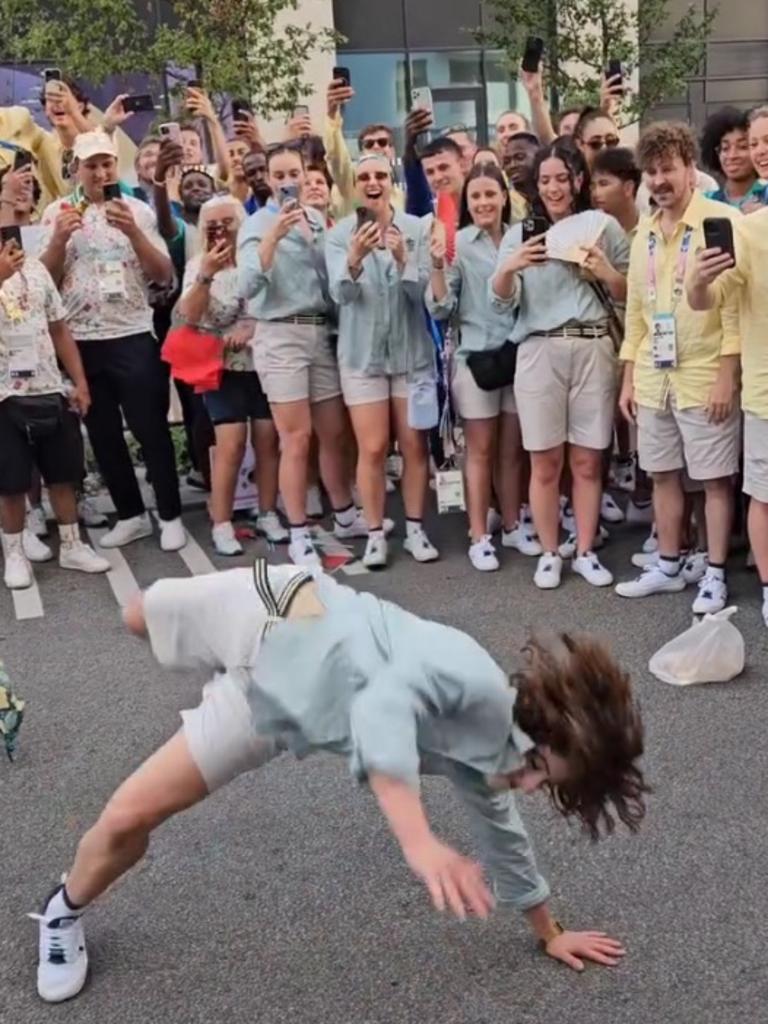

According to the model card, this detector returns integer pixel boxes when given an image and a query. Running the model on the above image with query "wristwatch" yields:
[537,920,565,951]
[196,272,214,286]
[431,258,445,270]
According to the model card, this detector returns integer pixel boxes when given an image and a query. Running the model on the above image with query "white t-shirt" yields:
[0,257,66,402]
[38,194,169,341]
[180,257,252,372]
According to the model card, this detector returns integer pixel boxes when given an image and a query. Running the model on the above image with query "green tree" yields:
[476,0,717,122]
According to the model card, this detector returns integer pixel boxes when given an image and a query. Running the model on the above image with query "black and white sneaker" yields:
[29,889,88,1002]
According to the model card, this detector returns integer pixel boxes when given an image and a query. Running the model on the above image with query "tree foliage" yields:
[0,0,339,117]
[476,0,717,121]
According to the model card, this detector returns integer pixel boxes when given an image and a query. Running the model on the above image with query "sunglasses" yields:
[585,135,621,152]
[362,136,391,150]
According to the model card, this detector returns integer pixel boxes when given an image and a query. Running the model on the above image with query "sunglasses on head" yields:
[362,136,391,150]
[586,135,621,152]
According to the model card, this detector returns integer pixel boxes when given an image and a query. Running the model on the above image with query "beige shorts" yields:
[340,370,409,406]
[452,358,517,420]
[514,334,616,451]
[258,322,341,405]
[637,399,740,481]
[744,412,768,502]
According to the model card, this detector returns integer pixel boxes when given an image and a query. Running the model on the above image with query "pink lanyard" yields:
[647,226,693,313]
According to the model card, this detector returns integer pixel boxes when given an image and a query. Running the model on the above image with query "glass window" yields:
[410,49,482,90]
[485,51,532,140]
[339,53,409,155]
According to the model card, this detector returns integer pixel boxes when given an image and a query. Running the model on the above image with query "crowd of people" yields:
[0,65,767,623]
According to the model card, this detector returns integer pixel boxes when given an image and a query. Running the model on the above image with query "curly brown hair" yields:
[512,634,649,840]
[636,121,697,171]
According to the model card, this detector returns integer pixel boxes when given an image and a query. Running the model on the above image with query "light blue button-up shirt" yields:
[490,215,630,343]
[237,204,330,320]
[426,224,514,361]
[325,209,434,377]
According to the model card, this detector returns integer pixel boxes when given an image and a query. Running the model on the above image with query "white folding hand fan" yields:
[545,210,610,265]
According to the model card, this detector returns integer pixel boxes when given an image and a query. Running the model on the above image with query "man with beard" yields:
[615,122,741,613]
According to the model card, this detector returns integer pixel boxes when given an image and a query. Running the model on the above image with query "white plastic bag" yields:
[648,606,745,686]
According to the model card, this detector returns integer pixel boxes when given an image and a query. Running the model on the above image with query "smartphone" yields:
[411,87,433,114]
[356,207,377,230]
[232,98,252,122]
[703,217,735,262]
[522,36,545,74]
[187,78,203,90]
[103,183,122,202]
[332,66,351,87]
[13,148,32,171]
[279,184,301,207]
[522,215,549,243]
[122,94,155,114]
[43,68,62,82]
[0,225,23,250]
[605,58,623,89]
[159,121,182,145]
[293,104,310,118]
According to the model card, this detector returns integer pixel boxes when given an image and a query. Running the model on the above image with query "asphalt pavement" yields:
[2,497,767,1024]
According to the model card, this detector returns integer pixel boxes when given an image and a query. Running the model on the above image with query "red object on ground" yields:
[322,552,354,572]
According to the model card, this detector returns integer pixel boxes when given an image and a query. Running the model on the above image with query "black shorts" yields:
[202,370,272,426]
[0,395,82,496]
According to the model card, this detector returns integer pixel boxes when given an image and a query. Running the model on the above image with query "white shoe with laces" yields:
[691,571,728,615]
[502,524,543,557]
[468,536,499,572]
[600,493,625,524]
[572,551,614,587]
[212,522,244,557]
[26,504,49,538]
[30,900,88,1003]
[642,524,659,554]
[255,511,289,544]
[159,518,186,553]
[615,563,686,598]
[363,535,388,569]
[534,552,563,590]
[289,531,322,567]
[77,496,108,528]
[631,550,658,569]
[559,525,608,560]
[3,543,33,589]
[23,528,53,563]
[99,514,152,548]
[682,550,708,585]
[59,539,110,574]
[403,525,439,563]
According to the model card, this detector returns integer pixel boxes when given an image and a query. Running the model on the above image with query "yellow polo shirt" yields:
[707,208,768,418]
[621,190,741,410]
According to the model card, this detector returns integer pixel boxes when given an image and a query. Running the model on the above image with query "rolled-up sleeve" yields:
[425,261,460,320]
[238,217,270,298]
[619,232,646,362]
[489,227,522,313]
[326,222,362,304]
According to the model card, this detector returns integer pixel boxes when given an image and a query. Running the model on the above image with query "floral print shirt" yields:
[0,256,66,403]
[180,257,253,372]
[38,195,168,341]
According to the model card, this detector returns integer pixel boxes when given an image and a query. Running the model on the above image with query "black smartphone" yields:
[522,215,549,242]
[333,66,351,87]
[13,148,32,171]
[356,207,377,230]
[122,94,155,114]
[232,98,252,121]
[522,37,545,74]
[606,59,623,89]
[703,217,735,262]
[1,225,23,250]
[43,67,62,82]
[187,78,203,90]
[103,183,122,202]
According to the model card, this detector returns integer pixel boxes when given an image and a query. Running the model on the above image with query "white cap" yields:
[72,130,118,162]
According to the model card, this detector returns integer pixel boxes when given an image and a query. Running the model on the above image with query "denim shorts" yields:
[202,370,272,425]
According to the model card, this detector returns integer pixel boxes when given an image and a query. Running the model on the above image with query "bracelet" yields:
[431,259,445,270]
[196,273,214,286]
[537,920,565,952]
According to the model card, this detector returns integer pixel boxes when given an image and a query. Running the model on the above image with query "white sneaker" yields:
[559,525,608,560]
[289,531,322,567]
[691,571,728,615]
[159,518,186,552]
[469,536,499,572]
[682,550,708,585]
[403,525,439,563]
[615,563,686,598]
[502,525,542,557]
[486,508,503,535]
[3,547,33,589]
[59,540,110,574]
[561,503,576,534]
[334,509,369,540]
[600,492,625,524]
[631,550,658,569]
[29,906,88,1003]
[99,514,152,548]
[534,552,563,590]
[572,551,614,587]
[363,535,388,569]
[26,504,49,538]
[626,501,654,527]
[23,529,53,563]
[306,485,324,519]
[212,522,244,557]
[77,496,108,528]
[642,524,659,554]
[255,511,289,544]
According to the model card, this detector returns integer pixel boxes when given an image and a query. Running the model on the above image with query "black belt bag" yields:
[5,393,66,439]
[466,341,518,392]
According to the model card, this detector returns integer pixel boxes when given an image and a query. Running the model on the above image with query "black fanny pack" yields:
[466,341,518,392]
[5,393,66,439]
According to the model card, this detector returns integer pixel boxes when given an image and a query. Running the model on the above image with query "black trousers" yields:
[77,332,181,521]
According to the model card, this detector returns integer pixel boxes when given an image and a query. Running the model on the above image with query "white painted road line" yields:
[12,579,44,620]
[313,527,370,576]
[152,515,218,577]
[86,528,140,607]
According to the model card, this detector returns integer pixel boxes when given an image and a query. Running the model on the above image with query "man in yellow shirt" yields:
[688,207,768,624]
[615,122,742,613]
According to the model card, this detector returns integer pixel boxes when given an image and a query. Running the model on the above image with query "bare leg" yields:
[569,445,603,555]
[652,470,684,556]
[270,400,312,524]
[311,396,354,511]
[463,418,497,542]
[208,423,247,525]
[496,412,522,532]
[391,397,429,521]
[250,418,280,512]
[703,477,733,565]
[347,401,390,529]
[528,447,565,552]
[47,484,79,526]
[0,494,26,533]
[748,498,768,584]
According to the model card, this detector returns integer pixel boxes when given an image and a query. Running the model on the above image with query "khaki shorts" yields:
[514,334,616,451]
[637,399,740,480]
[340,370,409,406]
[452,358,517,420]
[259,322,341,405]
[744,412,768,503]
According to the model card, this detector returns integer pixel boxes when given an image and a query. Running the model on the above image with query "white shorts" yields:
[340,370,409,406]
[452,359,517,420]
[744,411,768,503]
[637,399,740,480]
[258,322,341,405]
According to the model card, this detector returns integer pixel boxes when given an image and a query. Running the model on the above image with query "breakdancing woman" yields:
[31,559,647,1002]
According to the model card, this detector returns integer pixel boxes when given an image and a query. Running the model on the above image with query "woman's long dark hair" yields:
[530,139,592,223]
[458,162,512,230]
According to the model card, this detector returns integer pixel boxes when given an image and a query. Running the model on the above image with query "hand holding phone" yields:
[522,215,550,243]
[522,37,545,74]
[122,94,155,114]
[103,183,122,203]
[702,217,736,263]
[159,122,183,146]
[411,87,433,115]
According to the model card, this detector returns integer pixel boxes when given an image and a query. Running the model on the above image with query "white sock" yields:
[333,504,356,528]
[368,528,385,542]
[406,519,423,540]
[45,884,84,921]
[290,524,309,542]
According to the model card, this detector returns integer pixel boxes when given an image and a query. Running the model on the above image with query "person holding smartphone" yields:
[326,153,438,569]
[238,143,359,567]
[38,130,186,554]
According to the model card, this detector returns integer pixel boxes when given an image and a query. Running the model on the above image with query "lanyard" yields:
[647,226,693,313]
